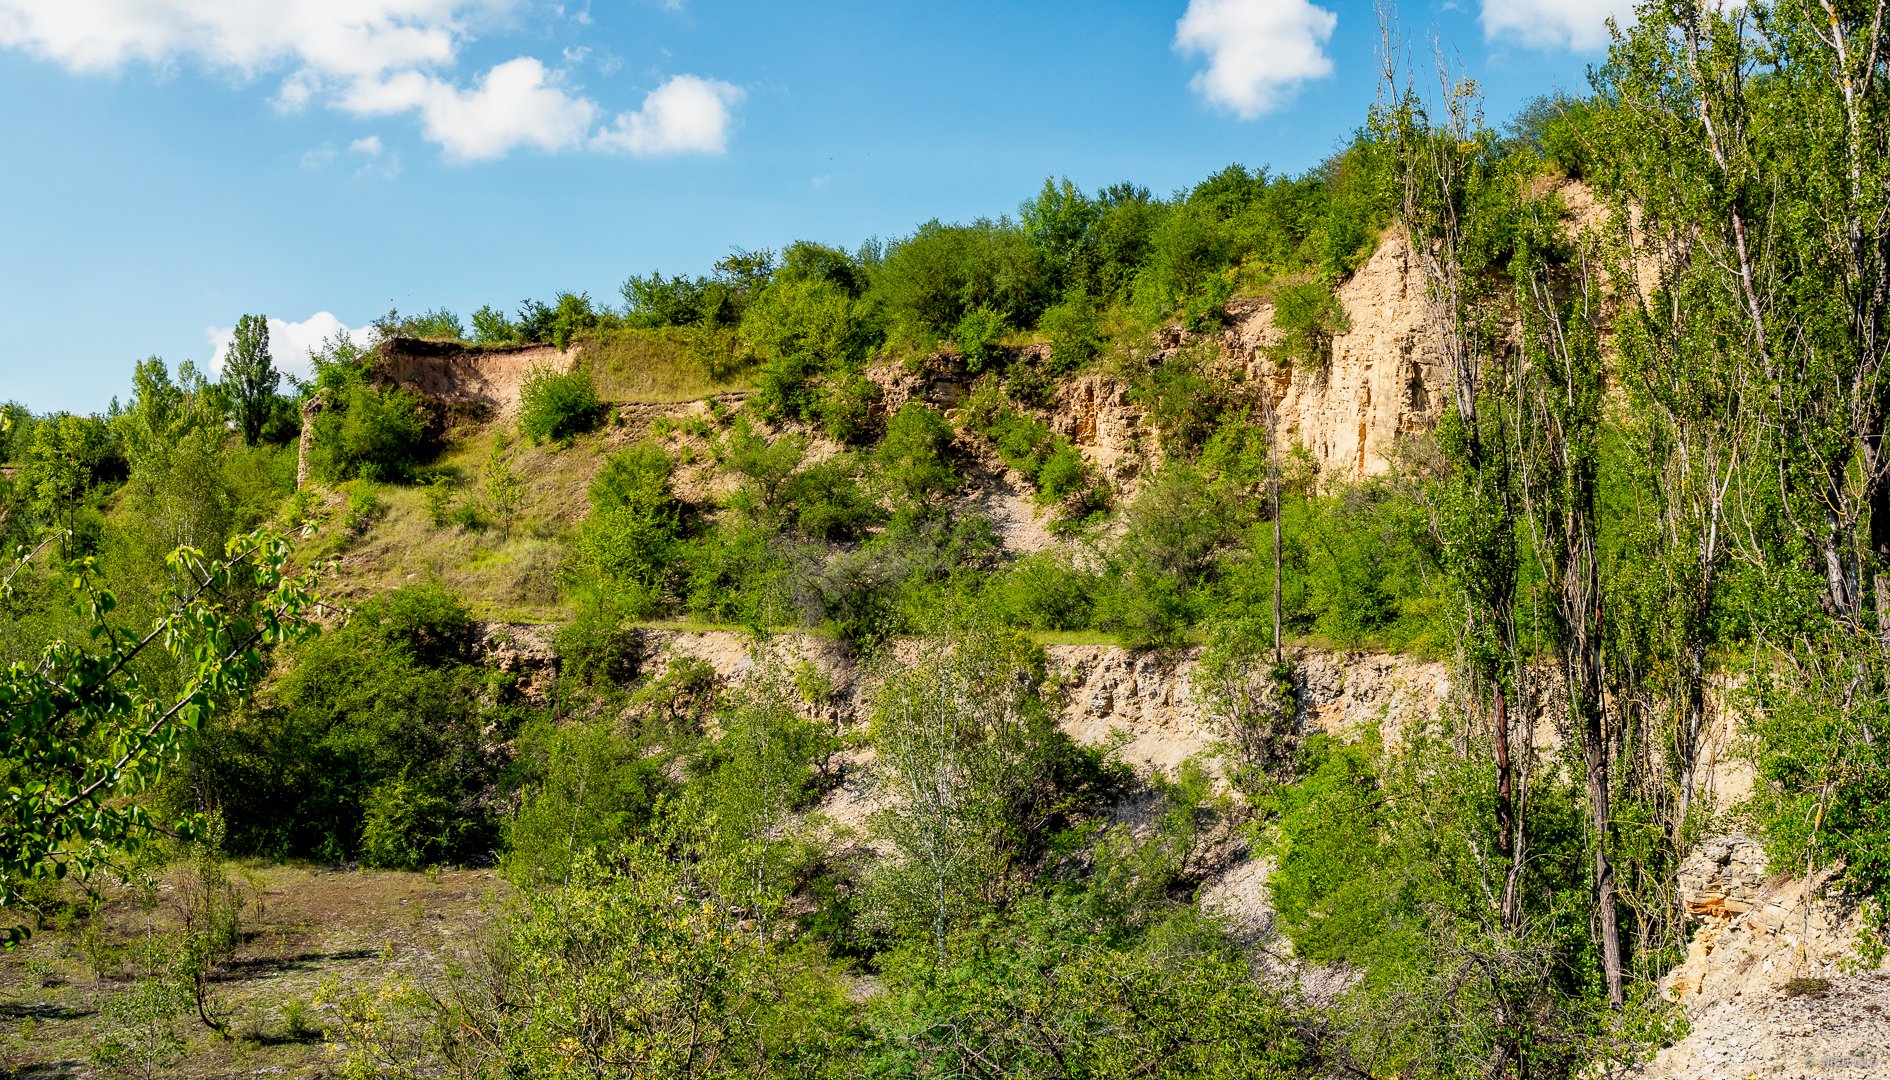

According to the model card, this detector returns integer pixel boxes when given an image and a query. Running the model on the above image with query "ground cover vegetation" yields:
[4,1,1890,1074]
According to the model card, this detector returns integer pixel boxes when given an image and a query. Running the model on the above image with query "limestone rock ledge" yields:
[1630,835,1890,1079]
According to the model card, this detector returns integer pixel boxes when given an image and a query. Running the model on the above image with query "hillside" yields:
[8,21,1890,1076]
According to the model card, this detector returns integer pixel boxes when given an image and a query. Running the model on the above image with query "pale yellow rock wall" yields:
[1221,227,1445,481]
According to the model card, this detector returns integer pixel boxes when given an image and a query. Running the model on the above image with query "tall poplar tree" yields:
[223,314,278,447]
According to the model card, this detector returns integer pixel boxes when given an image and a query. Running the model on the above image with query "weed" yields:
[25,953,59,988]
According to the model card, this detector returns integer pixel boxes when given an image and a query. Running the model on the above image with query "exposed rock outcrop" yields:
[372,337,578,421]
[1630,834,1890,1078]
[544,628,1452,778]
[1220,228,1445,481]
[295,390,323,490]
[1050,644,1450,774]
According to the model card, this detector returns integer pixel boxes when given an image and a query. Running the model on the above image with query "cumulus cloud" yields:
[1480,0,1629,50]
[208,312,376,383]
[0,1,743,161]
[0,1,472,79]
[345,57,597,160]
[591,74,743,156]
[1175,0,1338,118]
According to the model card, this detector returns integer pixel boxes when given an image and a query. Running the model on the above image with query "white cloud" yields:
[350,134,403,178]
[0,1,475,79]
[345,57,596,160]
[591,74,743,156]
[300,142,338,170]
[0,1,743,161]
[1175,0,1337,118]
[208,312,376,383]
[1480,0,1628,50]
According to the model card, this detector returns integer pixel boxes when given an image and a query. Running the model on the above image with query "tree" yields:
[222,314,279,447]
[1512,194,1624,1009]
[867,621,1111,959]
[0,528,319,944]
[19,412,117,551]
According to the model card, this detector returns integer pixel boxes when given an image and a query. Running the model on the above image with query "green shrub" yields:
[591,440,674,512]
[1131,349,1226,455]
[1034,442,1089,505]
[752,352,820,421]
[178,584,509,864]
[1269,279,1350,372]
[622,271,742,329]
[872,218,1051,335]
[374,306,465,341]
[1095,465,1236,648]
[815,367,883,445]
[310,368,429,482]
[953,305,1008,372]
[1038,292,1102,367]
[577,441,682,614]
[576,506,678,617]
[422,475,457,527]
[505,720,668,887]
[469,304,519,344]
[718,417,801,501]
[359,773,459,869]
[554,601,645,686]
[517,367,604,443]
[517,292,606,349]
[682,523,793,628]
[784,456,882,542]
[865,622,1122,941]
[988,550,1095,630]
[874,402,959,514]
[354,845,853,1078]
[343,478,382,533]
[741,277,866,369]
[865,901,1311,1078]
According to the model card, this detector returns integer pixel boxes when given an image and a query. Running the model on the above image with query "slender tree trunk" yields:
[1493,681,1521,929]
[1267,391,1284,667]
[1582,698,1625,1008]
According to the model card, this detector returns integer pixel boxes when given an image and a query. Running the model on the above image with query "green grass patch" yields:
[577,328,758,403]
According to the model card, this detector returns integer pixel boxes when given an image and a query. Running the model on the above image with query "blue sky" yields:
[0,0,1624,414]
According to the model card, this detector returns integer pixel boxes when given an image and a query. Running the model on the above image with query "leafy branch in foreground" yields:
[0,528,320,944]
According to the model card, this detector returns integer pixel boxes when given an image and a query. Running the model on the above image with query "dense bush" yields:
[373,306,465,341]
[814,366,884,444]
[306,344,430,482]
[575,442,682,617]
[1269,278,1351,372]
[517,291,606,349]
[516,366,604,443]
[873,218,1051,340]
[177,585,522,865]
[874,401,960,516]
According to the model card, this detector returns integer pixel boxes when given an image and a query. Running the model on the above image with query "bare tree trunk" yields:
[1266,390,1284,667]
[1494,682,1521,929]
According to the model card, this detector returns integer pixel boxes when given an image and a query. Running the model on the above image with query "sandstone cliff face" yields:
[476,624,1454,778]
[373,337,578,421]
[1040,225,1449,486]
[1220,228,1445,481]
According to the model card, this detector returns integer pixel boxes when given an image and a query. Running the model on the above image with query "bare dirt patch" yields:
[0,865,502,1080]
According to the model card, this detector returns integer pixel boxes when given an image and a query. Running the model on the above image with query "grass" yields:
[576,328,758,403]
[296,429,628,623]
[0,862,501,1080]
[1027,629,1126,647]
